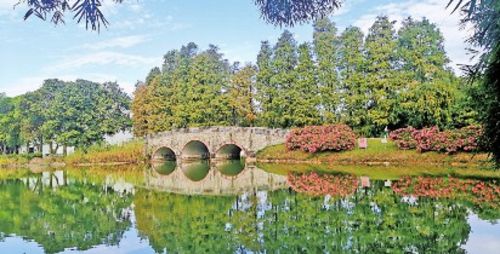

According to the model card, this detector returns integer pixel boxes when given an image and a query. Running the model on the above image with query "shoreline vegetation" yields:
[258,138,491,167]
[1,138,497,179]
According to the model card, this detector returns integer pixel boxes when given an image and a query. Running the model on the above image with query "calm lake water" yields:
[0,160,498,254]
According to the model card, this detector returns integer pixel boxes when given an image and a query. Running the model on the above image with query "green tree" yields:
[255,41,275,127]
[228,64,257,126]
[313,18,340,122]
[291,42,321,126]
[0,95,21,154]
[364,16,398,135]
[338,26,367,133]
[28,79,131,154]
[269,30,298,128]
[395,17,458,129]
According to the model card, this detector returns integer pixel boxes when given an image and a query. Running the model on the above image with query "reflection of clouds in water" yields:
[464,214,500,254]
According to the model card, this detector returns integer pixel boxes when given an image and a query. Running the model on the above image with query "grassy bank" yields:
[65,141,146,166]
[258,163,500,180]
[257,138,491,167]
[0,155,30,168]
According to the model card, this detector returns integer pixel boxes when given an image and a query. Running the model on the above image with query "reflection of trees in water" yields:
[134,190,236,253]
[0,174,132,254]
[392,176,500,221]
[134,177,485,253]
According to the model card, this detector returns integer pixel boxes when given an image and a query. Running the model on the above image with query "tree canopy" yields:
[132,16,477,137]
[0,79,130,155]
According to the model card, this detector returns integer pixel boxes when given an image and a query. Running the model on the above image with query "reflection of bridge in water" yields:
[147,160,288,196]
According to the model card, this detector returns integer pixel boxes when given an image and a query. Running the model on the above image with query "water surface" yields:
[0,162,498,253]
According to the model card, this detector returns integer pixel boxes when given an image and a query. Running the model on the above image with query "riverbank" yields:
[1,139,494,172]
[0,141,146,169]
[256,138,492,168]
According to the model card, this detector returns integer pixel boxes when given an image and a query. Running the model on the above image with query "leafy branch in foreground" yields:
[16,0,343,31]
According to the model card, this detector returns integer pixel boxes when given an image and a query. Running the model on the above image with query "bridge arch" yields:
[215,144,245,159]
[181,140,210,160]
[152,147,177,161]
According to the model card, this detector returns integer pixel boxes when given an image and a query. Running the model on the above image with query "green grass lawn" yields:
[256,138,491,167]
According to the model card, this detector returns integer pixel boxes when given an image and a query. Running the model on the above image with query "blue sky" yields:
[0,0,470,96]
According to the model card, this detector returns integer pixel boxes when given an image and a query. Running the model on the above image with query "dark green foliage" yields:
[448,0,500,166]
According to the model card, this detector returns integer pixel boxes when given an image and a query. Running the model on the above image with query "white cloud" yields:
[353,0,473,73]
[48,51,159,70]
[82,35,149,50]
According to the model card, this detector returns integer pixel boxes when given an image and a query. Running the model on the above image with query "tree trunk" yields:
[49,141,54,155]
[38,137,43,155]
[63,144,67,156]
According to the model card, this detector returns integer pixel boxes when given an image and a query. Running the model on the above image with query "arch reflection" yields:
[152,161,177,176]
[180,160,210,181]
[215,159,245,176]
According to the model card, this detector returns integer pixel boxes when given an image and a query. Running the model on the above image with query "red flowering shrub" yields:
[285,124,356,153]
[389,126,417,149]
[392,176,499,208]
[287,172,358,197]
[390,125,482,153]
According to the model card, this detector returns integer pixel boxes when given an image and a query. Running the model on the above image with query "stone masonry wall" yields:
[145,126,288,159]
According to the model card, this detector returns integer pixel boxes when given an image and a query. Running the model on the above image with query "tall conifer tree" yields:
[313,18,340,123]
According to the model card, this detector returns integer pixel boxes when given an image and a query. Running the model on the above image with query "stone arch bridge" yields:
[146,127,288,161]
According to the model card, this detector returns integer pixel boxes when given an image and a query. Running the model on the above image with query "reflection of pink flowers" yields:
[392,176,499,207]
[287,172,358,197]
[285,124,356,153]
[389,125,482,154]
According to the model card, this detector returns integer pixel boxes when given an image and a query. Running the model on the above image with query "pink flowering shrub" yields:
[389,126,417,150]
[285,124,356,153]
[390,125,482,153]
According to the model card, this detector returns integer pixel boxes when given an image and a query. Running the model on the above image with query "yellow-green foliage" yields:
[257,138,491,167]
[0,168,32,180]
[65,165,148,186]
[0,155,29,168]
[65,141,146,165]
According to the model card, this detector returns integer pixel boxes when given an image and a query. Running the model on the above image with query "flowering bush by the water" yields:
[389,126,417,150]
[287,172,358,197]
[390,125,482,153]
[392,176,499,208]
[285,124,356,153]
